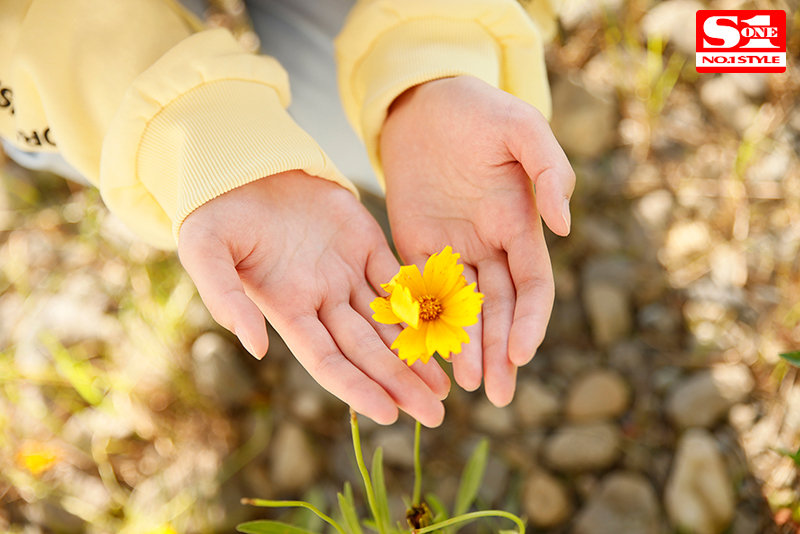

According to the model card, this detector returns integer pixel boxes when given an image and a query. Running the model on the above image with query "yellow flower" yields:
[15,440,60,476]
[370,247,483,365]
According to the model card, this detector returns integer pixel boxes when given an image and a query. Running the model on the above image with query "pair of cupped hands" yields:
[178,76,576,427]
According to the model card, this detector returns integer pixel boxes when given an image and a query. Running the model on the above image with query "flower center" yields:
[418,296,443,321]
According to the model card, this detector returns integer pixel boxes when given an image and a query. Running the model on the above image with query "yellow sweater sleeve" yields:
[335,0,554,187]
[0,0,354,249]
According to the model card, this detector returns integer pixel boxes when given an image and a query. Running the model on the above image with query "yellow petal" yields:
[391,323,431,365]
[370,296,402,325]
[441,283,484,327]
[424,319,467,359]
[423,246,464,299]
[390,264,426,298]
[390,285,420,329]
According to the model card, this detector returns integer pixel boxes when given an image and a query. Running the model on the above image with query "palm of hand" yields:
[381,76,575,406]
[179,172,449,426]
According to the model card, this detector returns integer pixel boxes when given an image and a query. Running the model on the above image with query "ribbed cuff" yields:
[135,79,355,244]
[353,19,501,187]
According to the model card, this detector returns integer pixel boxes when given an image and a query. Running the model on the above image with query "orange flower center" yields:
[418,296,443,321]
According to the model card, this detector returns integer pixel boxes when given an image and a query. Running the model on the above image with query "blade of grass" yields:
[241,499,346,534]
[453,439,489,516]
[370,447,390,533]
[412,421,422,505]
[350,410,386,534]
[237,520,316,534]
[779,351,800,367]
[337,482,363,534]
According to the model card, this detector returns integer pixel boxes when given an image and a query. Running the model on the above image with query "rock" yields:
[583,281,631,347]
[579,216,624,253]
[634,189,673,232]
[730,509,763,534]
[666,364,755,428]
[270,423,317,492]
[551,348,601,377]
[513,379,560,428]
[652,366,682,394]
[192,332,254,406]
[544,422,621,471]
[665,429,735,534]
[710,244,748,288]
[729,73,768,100]
[556,0,624,30]
[566,370,630,422]
[608,341,645,374]
[372,427,414,468]
[699,76,756,132]
[637,302,681,334]
[661,220,712,265]
[473,398,515,435]
[523,470,572,528]
[551,77,617,159]
[641,0,703,56]
[553,266,578,301]
[747,141,793,183]
[573,472,660,534]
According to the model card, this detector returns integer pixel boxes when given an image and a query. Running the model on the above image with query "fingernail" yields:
[238,331,263,360]
[562,198,572,234]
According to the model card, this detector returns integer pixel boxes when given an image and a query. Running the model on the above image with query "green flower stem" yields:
[412,420,422,506]
[240,498,347,534]
[414,510,526,534]
[350,409,387,534]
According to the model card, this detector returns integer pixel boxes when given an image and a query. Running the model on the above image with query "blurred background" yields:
[1,0,799,532]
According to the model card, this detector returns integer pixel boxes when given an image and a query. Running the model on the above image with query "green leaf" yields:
[370,447,391,531]
[42,333,105,406]
[780,351,800,368]
[337,482,363,534]
[777,447,800,467]
[236,520,316,534]
[293,489,326,532]
[453,439,489,516]
[424,493,449,524]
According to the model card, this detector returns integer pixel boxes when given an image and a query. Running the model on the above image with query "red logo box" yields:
[696,10,787,73]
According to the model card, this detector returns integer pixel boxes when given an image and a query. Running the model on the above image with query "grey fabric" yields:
[247,0,379,193]
[2,140,87,184]
[5,0,380,194]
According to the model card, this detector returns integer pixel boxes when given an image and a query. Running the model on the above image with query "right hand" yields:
[178,170,450,427]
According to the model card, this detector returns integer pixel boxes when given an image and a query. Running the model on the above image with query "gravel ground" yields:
[1,1,799,533]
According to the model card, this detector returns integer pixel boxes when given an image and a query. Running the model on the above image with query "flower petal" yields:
[391,323,431,365]
[424,319,467,360]
[389,285,420,328]
[370,296,402,325]
[423,246,465,299]
[390,264,426,298]
[441,283,484,326]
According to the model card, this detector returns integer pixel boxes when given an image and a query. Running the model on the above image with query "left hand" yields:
[380,76,575,406]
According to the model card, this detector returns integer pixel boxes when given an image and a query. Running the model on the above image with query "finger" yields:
[178,240,268,359]
[505,105,576,237]
[351,284,451,400]
[451,264,483,392]
[506,229,555,367]
[477,257,518,407]
[366,244,401,294]
[320,301,445,427]
[271,310,399,425]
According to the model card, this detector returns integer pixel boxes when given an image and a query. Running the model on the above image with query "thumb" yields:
[178,236,268,359]
[506,106,576,237]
